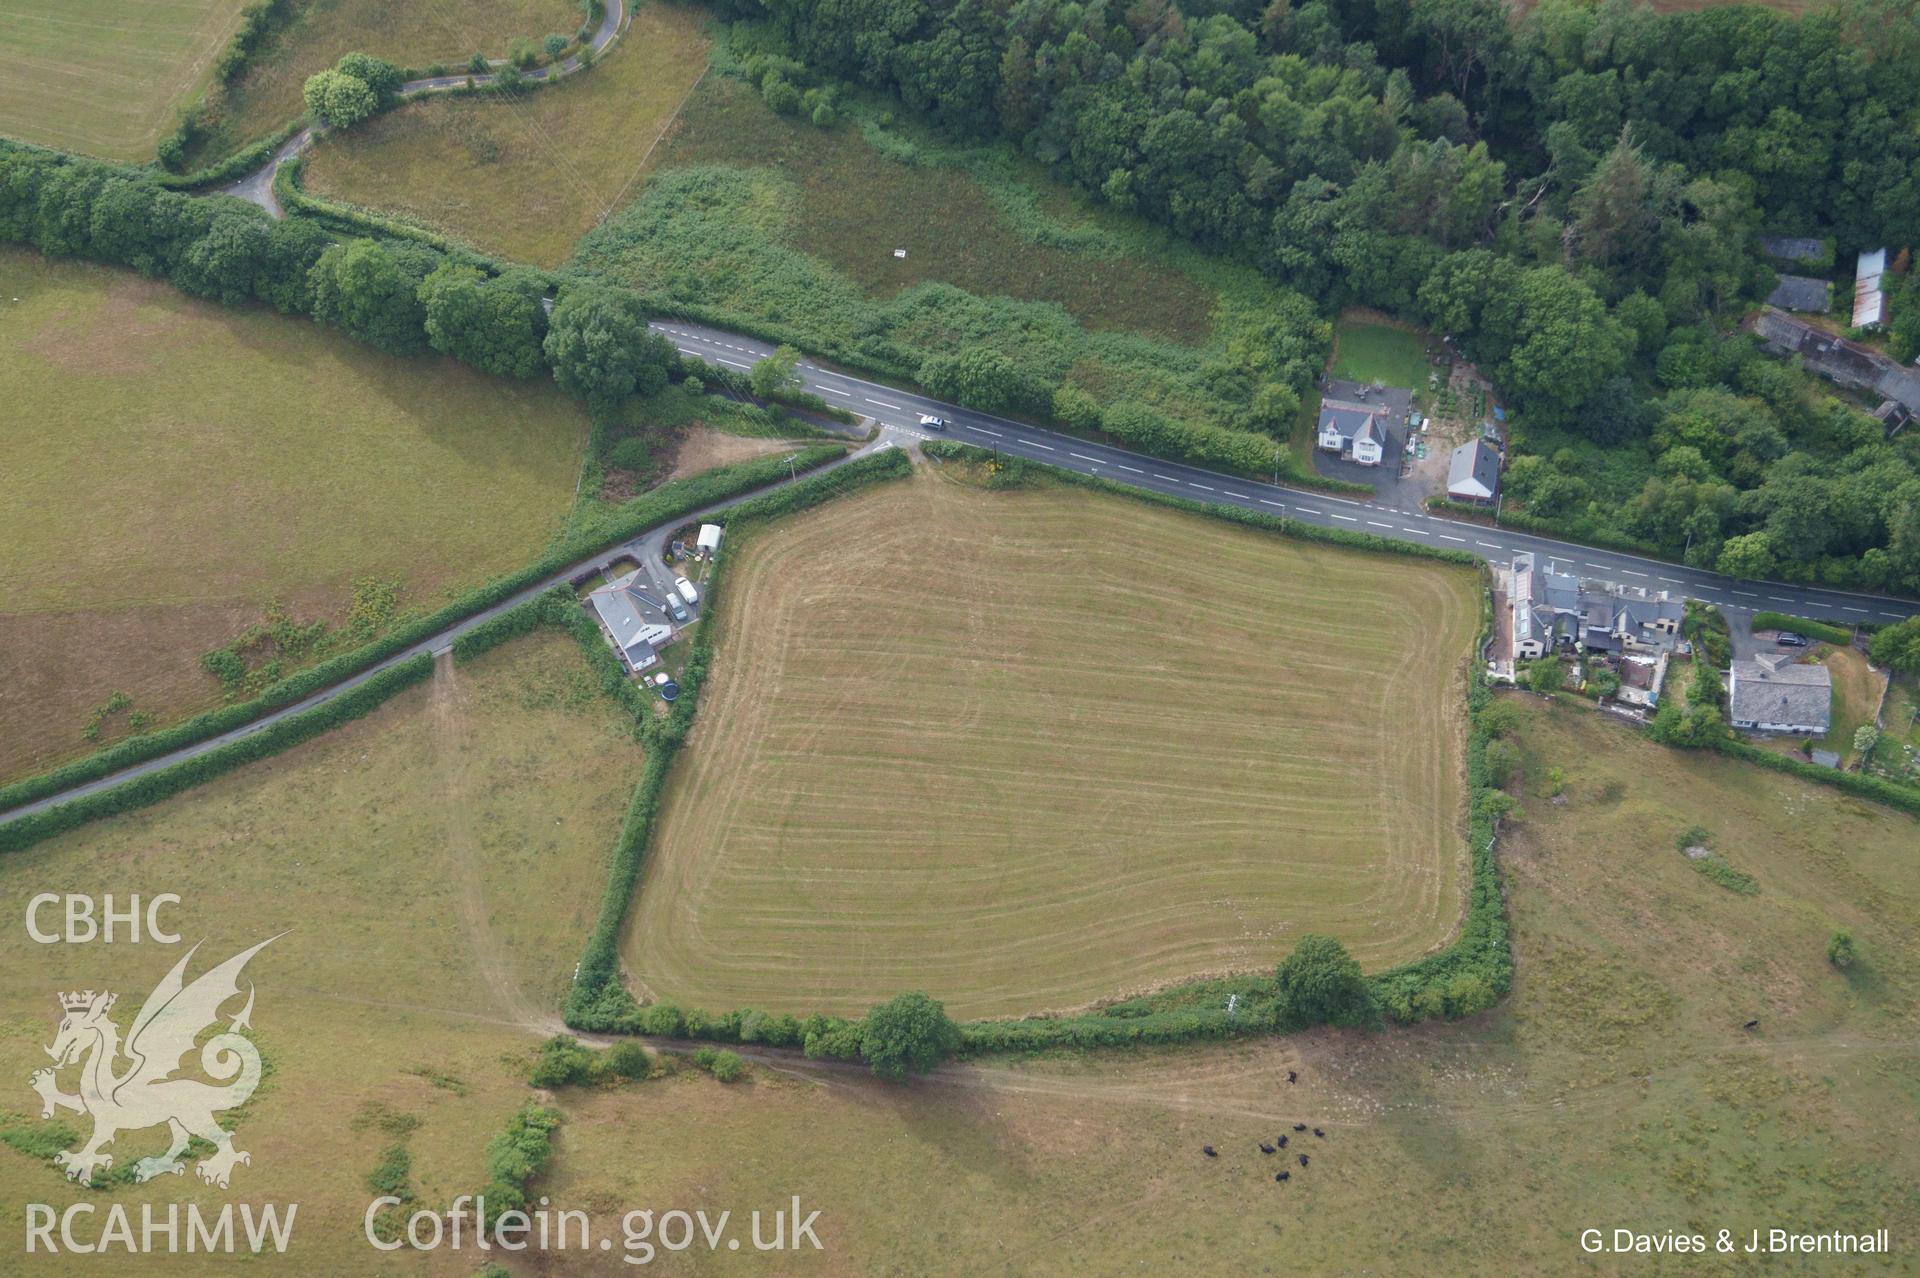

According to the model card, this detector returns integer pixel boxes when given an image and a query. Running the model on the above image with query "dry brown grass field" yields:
[0,250,586,783]
[177,0,577,167]
[301,2,711,267]
[623,469,1479,1019]
[535,698,1920,1274]
[0,634,643,1274]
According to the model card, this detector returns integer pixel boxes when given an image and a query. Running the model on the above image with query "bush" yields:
[1868,616,1920,675]
[761,74,802,116]
[528,1035,597,1087]
[469,52,490,74]
[602,1041,650,1079]
[1828,929,1857,969]
[544,33,570,58]
[709,1050,745,1083]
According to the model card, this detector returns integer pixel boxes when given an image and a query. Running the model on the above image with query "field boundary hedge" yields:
[0,654,432,854]
[0,448,846,821]
[1749,612,1855,645]
[1712,738,1920,818]
[559,441,1509,1055]
[421,448,919,1034]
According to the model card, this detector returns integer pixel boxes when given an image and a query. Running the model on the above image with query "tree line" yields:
[703,0,1920,593]
[0,140,678,412]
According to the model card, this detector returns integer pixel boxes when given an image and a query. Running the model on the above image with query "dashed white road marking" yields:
[1659,577,1684,584]
[1842,606,1867,614]
[1619,570,1647,577]
[1332,514,1358,522]
[1439,534,1466,542]
[1117,465,1142,474]
[965,424,1001,437]
[1259,499,1284,509]
[1768,596,1794,603]
[1367,521,1393,529]
[1069,452,1102,462]
[1189,483,1214,492]
[865,398,902,410]
[821,387,851,397]
[1026,441,1055,451]
[1477,541,1500,549]
[1404,527,1430,536]
[1223,491,1249,500]
[716,357,749,369]
[1153,474,1179,482]
[1731,591,1759,598]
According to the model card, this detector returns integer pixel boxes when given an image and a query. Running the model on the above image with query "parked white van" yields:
[674,576,699,605]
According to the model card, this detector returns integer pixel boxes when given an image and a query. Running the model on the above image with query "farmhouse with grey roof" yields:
[587,572,675,673]
[1316,378,1409,467]
[1728,653,1832,735]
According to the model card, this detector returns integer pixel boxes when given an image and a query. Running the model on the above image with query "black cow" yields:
[1277,1135,1288,1149]
[1275,1171,1290,1183]
[1313,1128,1325,1138]
[1260,1143,1275,1154]
[1298,1154,1309,1167]
[1203,1146,1217,1158]
[1293,1123,1307,1132]
[1287,1070,1298,1084]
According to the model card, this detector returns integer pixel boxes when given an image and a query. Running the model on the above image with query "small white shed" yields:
[696,524,723,556]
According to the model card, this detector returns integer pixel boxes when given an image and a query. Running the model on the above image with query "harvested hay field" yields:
[624,469,1479,1019]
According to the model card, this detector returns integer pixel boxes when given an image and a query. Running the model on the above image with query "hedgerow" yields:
[1749,612,1854,646]
[570,441,1508,1055]
[0,448,845,822]
[0,655,432,855]
[558,449,916,1035]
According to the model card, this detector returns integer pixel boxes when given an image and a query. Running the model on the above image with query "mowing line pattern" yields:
[625,474,1477,1019]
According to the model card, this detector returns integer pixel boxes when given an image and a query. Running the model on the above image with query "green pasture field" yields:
[624,468,1481,1019]
[0,0,250,161]
[0,249,586,782]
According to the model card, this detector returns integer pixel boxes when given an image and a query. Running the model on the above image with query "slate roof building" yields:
[1765,274,1830,313]
[1510,553,1684,660]
[1315,379,1409,467]
[1446,439,1500,503]
[587,571,675,673]
[1729,653,1832,735]
[1750,308,1920,417]
[1759,236,1827,265]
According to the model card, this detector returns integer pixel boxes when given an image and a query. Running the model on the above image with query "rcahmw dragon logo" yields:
[27,936,280,1189]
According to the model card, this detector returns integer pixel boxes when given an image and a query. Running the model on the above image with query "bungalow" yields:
[1854,248,1888,329]
[1446,439,1500,503]
[587,572,675,673]
[1729,653,1832,735]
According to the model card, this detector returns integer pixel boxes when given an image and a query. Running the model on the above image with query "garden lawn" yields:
[0,0,250,161]
[624,469,1479,1019]
[0,250,586,781]
[299,1,711,267]
[1330,312,1431,392]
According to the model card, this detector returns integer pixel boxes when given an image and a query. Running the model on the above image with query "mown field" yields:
[624,469,1479,1019]
[300,1,711,267]
[540,697,1920,1274]
[0,635,645,1274]
[0,250,586,782]
[0,0,249,160]
[177,0,579,169]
